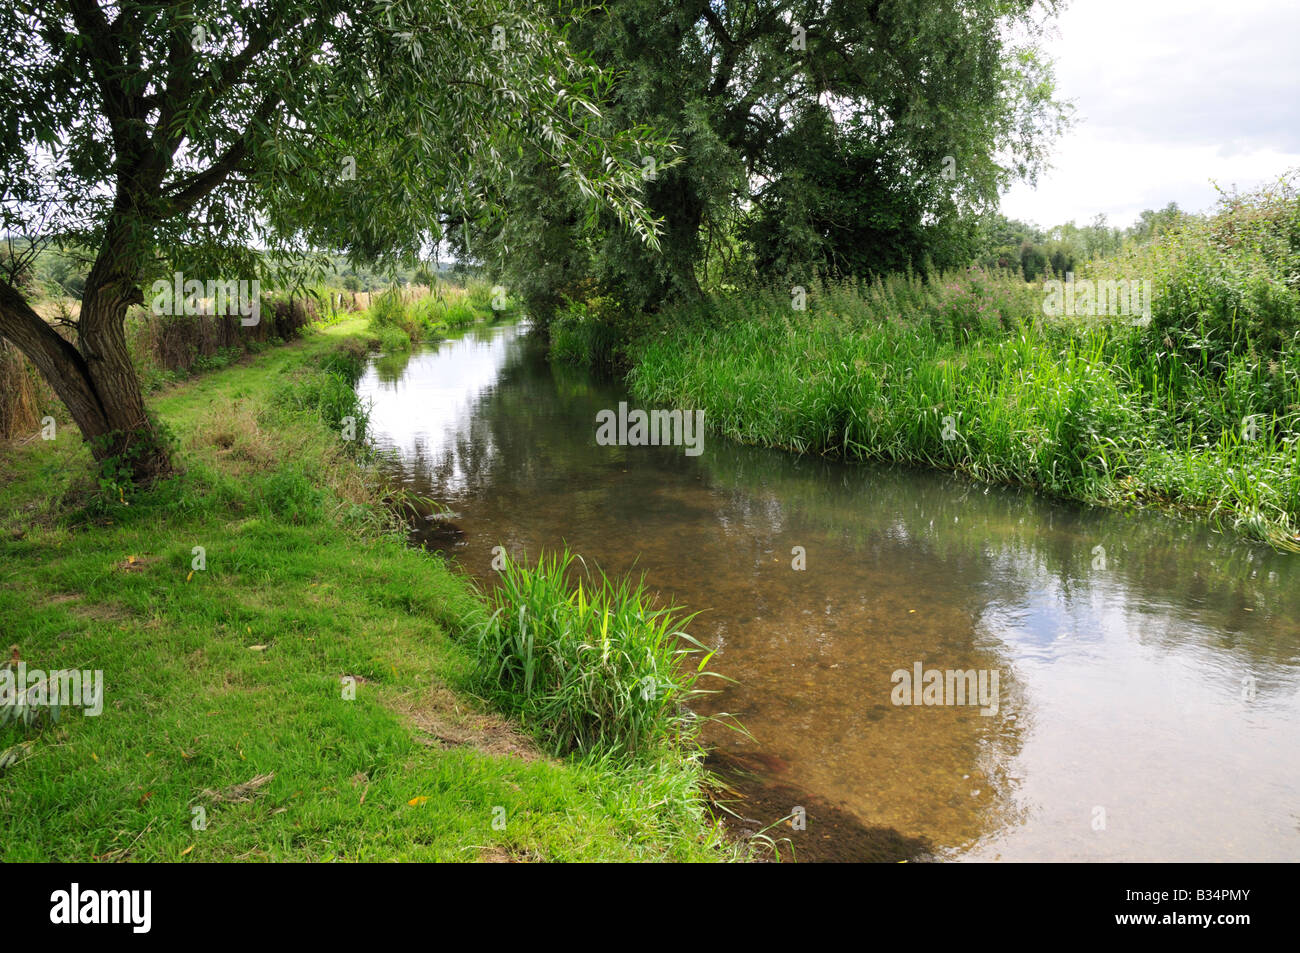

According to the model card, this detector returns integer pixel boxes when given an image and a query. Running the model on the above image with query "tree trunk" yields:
[80,283,173,483]
[0,275,172,485]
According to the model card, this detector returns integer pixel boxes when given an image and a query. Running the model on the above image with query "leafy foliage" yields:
[457,0,1069,317]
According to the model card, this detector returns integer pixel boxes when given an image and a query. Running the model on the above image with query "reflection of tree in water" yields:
[701,445,1300,668]
[399,329,641,501]
[373,350,413,386]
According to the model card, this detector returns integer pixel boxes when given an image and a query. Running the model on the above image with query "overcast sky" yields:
[999,0,1300,229]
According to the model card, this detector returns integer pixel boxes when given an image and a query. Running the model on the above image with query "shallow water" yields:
[358,322,1300,861]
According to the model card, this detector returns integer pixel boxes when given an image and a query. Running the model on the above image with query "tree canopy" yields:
[451,0,1070,321]
[0,0,669,481]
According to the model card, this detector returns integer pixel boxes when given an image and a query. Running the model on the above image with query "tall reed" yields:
[465,550,719,759]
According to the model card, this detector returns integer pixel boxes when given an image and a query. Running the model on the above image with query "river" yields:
[357,320,1300,862]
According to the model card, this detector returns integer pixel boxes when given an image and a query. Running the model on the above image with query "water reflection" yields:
[357,322,1300,862]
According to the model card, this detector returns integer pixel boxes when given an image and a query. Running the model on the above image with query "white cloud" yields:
[1001,0,1300,227]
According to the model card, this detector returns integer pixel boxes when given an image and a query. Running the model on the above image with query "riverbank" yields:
[549,187,1300,549]
[0,319,732,861]
[622,284,1297,549]
[549,272,1299,550]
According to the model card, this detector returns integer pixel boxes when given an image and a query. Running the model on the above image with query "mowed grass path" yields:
[0,321,727,861]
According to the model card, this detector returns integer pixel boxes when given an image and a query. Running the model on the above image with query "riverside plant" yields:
[367,285,491,349]
[365,290,434,347]
[625,268,1300,549]
[466,550,722,760]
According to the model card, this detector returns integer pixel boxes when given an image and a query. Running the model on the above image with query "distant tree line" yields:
[3,243,475,301]
[977,203,1188,281]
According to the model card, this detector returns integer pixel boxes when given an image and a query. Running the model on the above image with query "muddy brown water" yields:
[358,322,1300,862]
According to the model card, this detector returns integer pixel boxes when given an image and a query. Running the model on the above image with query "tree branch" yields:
[0,277,108,436]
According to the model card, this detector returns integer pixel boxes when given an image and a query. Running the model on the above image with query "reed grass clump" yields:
[466,550,718,759]
[0,339,46,440]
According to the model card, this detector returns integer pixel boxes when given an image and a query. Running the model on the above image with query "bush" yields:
[367,289,408,331]
[377,325,410,353]
[548,295,631,372]
[1131,174,1300,364]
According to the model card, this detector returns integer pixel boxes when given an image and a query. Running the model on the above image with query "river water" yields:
[358,321,1300,862]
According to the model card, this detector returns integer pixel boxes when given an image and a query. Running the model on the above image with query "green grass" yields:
[0,319,733,861]
[376,324,412,353]
[467,549,720,759]
[620,272,1300,549]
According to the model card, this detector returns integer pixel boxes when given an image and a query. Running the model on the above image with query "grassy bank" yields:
[365,280,520,352]
[623,280,1298,548]
[0,319,731,861]
[554,183,1300,549]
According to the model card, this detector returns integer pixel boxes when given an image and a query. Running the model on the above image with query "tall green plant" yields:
[466,550,720,759]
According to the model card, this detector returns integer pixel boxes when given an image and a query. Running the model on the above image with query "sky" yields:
[999,0,1300,229]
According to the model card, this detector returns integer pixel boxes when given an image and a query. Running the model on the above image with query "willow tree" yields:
[458,0,1069,319]
[0,0,666,483]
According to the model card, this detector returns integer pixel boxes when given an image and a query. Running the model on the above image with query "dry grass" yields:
[388,684,546,763]
[200,773,276,804]
[186,400,279,473]
[0,339,45,440]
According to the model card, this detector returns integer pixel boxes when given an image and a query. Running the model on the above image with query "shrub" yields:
[549,295,630,371]
[377,325,410,353]
[124,292,312,378]
[367,289,408,331]
[1124,174,1300,365]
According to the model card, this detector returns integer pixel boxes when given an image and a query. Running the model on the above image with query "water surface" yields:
[358,322,1300,862]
